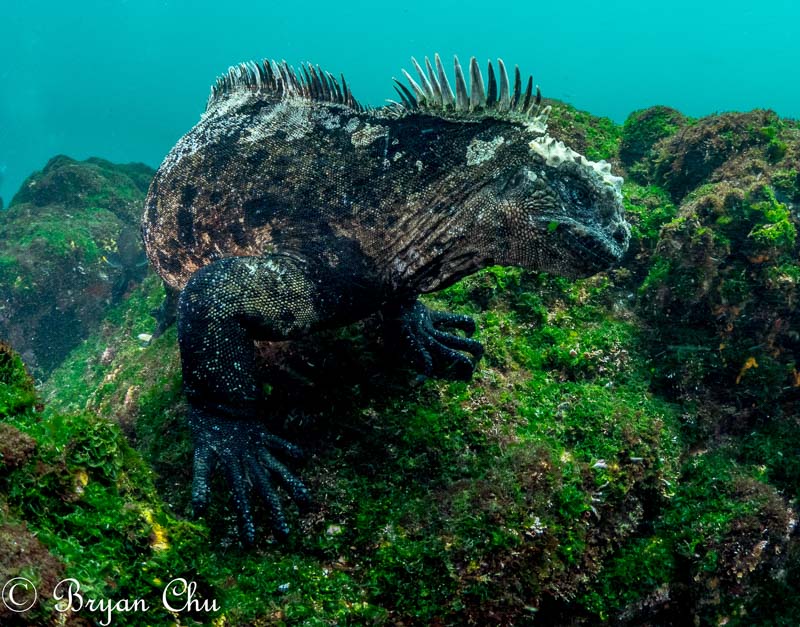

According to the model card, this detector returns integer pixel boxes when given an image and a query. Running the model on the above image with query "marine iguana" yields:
[142,54,630,543]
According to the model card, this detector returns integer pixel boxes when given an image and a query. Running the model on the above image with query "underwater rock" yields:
[10,155,153,223]
[0,424,36,472]
[638,179,800,420]
[691,477,795,619]
[0,156,154,376]
[546,100,622,163]
[41,265,687,624]
[619,105,687,181]
[0,520,66,625]
[649,110,789,200]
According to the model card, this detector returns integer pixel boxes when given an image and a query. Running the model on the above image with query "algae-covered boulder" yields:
[649,110,791,200]
[0,520,66,626]
[39,267,686,624]
[0,156,154,375]
[624,111,800,625]
[38,262,798,625]
[619,106,687,183]
[638,168,800,422]
[10,155,153,223]
[546,100,622,162]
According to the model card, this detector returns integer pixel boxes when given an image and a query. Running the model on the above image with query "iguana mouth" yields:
[569,228,627,270]
[544,215,629,275]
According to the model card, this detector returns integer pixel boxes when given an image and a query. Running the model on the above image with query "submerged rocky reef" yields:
[0,156,152,376]
[0,102,798,625]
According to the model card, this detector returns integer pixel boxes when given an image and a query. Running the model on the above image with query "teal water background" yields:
[1,0,798,202]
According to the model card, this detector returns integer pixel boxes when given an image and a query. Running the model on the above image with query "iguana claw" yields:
[388,301,484,381]
[188,408,310,544]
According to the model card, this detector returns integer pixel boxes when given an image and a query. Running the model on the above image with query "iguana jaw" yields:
[550,218,628,277]
[523,205,629,278]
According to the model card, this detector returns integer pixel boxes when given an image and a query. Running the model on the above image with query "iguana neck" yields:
[376,183,501,295]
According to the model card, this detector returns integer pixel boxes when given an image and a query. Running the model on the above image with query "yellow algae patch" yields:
[735,356,759,384]
[141,507,170,551]
[73,469,89,495]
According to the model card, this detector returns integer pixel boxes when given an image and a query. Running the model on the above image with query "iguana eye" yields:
[500,170,528,193]
[569,184,592,209]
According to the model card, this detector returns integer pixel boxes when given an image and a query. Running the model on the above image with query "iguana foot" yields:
[388,301,484,381]
[188,407,311,544]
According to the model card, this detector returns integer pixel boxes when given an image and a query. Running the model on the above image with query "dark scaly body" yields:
[143,55,630,542]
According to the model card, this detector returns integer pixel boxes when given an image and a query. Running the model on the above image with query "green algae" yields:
[620,106,688,183]
[746,185,796,249]
[21,263,684,624]
[2,103,799,624]
[772,168,799,200]
[0,341,37,418]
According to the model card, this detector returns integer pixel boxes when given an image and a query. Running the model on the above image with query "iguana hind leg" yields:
[178,254,323,543]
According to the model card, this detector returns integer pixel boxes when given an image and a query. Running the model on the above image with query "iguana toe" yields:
[188,408,309,543]
[389,301,484,381]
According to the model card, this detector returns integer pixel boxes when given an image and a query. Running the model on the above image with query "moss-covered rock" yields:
[30,264,687,624]
[638,181,800,423]
[0,424,37,473]
[9,155,152,223]
[0,156,154,375]
[619,106,688,183]
[546,100,622,162]
[0,519,66,626]
[649,110,793,200]
[625,110,800,625]
[33,259,797,625]
[582,450,797,625]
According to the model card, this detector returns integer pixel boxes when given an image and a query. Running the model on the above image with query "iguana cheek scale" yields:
[142,53,630,543]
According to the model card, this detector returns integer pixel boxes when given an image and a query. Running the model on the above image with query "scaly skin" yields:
[143,55,630,543]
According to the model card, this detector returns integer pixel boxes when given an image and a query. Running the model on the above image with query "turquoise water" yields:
[1,0,798,203]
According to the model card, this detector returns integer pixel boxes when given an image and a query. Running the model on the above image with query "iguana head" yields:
[393,55,630,278]
[488,133,629,277]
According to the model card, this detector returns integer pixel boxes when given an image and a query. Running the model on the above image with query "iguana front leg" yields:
[178,253,326,543]
[385,300,484,381]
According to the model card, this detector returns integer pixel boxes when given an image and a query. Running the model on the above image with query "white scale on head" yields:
[529,136,624,194]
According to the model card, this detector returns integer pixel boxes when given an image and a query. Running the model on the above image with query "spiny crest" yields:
[206,59,365,112]
[391,54,550,130]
